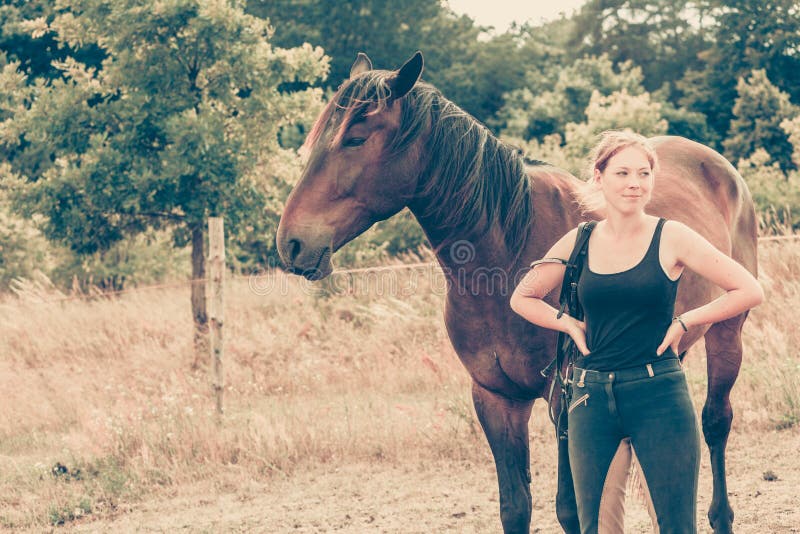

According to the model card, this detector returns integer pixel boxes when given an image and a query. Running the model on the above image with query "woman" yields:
[509,130,764,533]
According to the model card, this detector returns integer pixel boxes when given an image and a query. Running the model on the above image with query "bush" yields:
[48,232,189,292]
[737,149,800,233]
[724,70,798,172]
[330,209,428,269]
[0,201,54,290]
[564,89,668,168]
[497,55,645,142]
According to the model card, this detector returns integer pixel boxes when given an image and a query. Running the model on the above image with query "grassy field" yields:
[0,240,798,531]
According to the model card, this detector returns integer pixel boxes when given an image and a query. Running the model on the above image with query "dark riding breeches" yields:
[567,357,701,534]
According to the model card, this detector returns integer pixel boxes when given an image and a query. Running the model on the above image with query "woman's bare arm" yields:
[657,221,764,355]
[670,222,764,327]
[510,227,591,355]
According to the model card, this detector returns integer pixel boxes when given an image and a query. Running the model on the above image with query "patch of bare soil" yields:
[63,426,799,533]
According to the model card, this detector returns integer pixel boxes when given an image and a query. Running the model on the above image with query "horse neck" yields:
[407,94,534,275]
[405,116,528,277]
[411,203,513,275]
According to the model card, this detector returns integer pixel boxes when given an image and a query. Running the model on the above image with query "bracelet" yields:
[673,315,689,332]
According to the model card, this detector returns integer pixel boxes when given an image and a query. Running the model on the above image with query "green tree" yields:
[678,0,800,145]
[566,0,709,96]
[0,1,105,80]
[653,94,714,144]
[0,198,54,288]
[0,0,327,354]
[723,69,798,172]
[564,89,669,165]
[248,0,456,87]
[497,55,645,141]
[432,29,531,127]
[506,89,670,177]
[782,116,800,170]
[736,148,800,232]
[247,0,540,126]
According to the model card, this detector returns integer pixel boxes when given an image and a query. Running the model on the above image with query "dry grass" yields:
[0,240,798,529]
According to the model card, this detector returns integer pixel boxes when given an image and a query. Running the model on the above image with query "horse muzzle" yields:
[276,228,334,280]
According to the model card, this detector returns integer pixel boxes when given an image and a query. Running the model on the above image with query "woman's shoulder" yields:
[545,224,589,259]
[661,218,695,240]
[659,218,703,259]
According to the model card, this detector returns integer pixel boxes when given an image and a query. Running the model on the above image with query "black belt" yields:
[572,357,682,385]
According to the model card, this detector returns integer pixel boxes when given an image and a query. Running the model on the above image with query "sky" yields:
[447,0,588,33]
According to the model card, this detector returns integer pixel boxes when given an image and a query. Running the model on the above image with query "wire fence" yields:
[2,234,798,307]
[755,234,800,242]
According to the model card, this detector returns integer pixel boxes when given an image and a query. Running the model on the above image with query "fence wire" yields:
[2,235,797,306]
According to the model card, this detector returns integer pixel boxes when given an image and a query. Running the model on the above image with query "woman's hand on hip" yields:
[565,317,591,356]
[657,321,685,356]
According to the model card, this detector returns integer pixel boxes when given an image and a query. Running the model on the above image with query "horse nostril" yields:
[288,238,302,264]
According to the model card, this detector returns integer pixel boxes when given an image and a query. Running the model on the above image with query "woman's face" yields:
[594,145,654,214]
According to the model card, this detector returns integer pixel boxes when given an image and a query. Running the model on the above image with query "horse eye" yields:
[343,137,366,148]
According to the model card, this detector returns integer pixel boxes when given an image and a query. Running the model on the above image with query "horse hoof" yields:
[556,519,580,534]
[708,508,734,534]
[710,523,734,534]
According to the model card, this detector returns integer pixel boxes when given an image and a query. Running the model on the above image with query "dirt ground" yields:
[62,426,800,533]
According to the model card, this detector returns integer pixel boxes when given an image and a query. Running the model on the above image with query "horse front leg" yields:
[472,382,534,534]
[703,314,746,534]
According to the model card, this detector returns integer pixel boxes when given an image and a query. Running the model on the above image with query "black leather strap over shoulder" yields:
[541,220,597,436]
[557,220,597,319]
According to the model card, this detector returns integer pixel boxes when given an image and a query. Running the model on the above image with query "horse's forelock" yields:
[300,98,336,158]
[301,73,394,157]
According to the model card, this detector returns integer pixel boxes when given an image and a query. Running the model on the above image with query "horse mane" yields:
[411,83,534,259]
[303,72,534,262]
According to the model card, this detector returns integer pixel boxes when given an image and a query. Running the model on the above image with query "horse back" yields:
[523,164,590,260]
[648,136,758,276]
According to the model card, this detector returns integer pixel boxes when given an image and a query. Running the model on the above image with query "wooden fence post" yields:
[208,217,225,414]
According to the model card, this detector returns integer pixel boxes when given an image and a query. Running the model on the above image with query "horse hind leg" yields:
[703,313,747,534]
[552,391,580,533]
[471,382,534,534]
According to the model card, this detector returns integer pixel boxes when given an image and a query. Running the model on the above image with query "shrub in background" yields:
[724,69,798,173]
[0,201,54,289]
[737,149,800,233]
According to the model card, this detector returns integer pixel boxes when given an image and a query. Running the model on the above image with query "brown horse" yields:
[276,51,757,534]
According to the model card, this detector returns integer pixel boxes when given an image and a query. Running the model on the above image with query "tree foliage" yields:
[497,55,645,141]
[2,0,327,259]
[506,89,670,177]
[0,1,104,81]
[723,69,798,172]
[567,0,709,96]
[0,199,53,288]
[246,0,552,125]
[565,89,669,164]
[737,149,800,232]
[678,0,800,143]
[248,0,451,87]
[782,116,800,171]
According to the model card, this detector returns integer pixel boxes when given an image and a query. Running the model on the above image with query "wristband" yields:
[673,315,689,332]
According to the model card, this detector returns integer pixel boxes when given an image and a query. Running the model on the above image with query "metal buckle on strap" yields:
[529,257,568,269]
[646,363,654,377]
[576,369,587,388]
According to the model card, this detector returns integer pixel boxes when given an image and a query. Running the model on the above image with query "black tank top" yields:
[575,218,680,370]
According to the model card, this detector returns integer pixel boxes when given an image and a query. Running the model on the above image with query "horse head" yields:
[276,52,426,279]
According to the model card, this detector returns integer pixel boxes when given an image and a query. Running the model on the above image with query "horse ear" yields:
[350,52,373,78]
[387,51,423,100]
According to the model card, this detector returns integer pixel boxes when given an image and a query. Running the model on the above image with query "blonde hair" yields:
[576,129,659,214]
